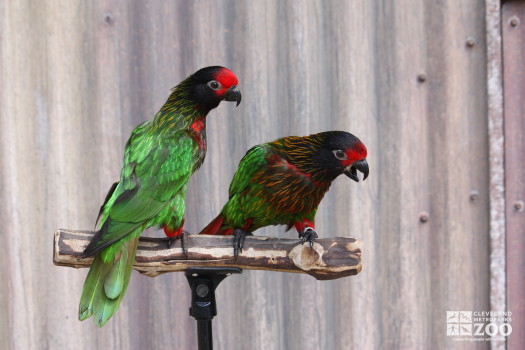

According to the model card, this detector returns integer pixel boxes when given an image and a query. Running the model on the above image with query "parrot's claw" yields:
[180,231,189,256]
[299,227,318,248]
[167,231,189,256]
[233,229,253,257]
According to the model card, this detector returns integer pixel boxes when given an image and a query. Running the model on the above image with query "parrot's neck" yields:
[153,86,210,131]
[150,84,211,162]
[154,106,207,129]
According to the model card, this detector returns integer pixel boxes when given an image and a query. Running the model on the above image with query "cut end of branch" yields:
[53,229,362,280]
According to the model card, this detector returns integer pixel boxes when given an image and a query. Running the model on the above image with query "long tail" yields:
[199,214,233,235]
[78,231,140,327]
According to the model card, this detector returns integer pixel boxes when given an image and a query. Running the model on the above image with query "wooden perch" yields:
[53,229,362,280]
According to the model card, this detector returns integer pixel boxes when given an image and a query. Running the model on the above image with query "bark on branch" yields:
[53,229,362,280]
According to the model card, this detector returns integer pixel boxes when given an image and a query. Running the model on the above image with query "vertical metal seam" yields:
[485,1,506,350]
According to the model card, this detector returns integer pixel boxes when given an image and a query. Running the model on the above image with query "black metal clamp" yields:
[185,267,242,350]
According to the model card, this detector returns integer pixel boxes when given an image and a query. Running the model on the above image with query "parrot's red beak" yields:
[223,85,242,106]
[344,159,369,182]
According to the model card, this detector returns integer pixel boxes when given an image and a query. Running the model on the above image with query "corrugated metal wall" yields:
[502,1,525,349]
[0,1,494,349]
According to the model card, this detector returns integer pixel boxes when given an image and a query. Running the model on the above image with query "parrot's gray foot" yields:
[233,229,253,257]
[167,231,189,255]
[299,227,318,248]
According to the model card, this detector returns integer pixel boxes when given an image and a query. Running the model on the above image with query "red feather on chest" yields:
[189,119,206,150]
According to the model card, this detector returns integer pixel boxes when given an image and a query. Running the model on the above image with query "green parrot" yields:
[79,66,241,326]
[199,131,368,255]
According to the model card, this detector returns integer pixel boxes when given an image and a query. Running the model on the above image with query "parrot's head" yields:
[186,66,241,111]
[311,131,369,182]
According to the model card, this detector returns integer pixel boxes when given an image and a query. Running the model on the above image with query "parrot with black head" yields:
[79,66,241,326]
[199,131,368,255]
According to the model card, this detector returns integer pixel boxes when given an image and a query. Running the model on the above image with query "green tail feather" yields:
[79,233,140,327]
[104,247,128,299]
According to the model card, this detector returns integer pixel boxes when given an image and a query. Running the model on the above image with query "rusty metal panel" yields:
[502,2,525,350]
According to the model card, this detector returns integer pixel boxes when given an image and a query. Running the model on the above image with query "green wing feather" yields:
[227,145,268,197]
[217,145,271,230]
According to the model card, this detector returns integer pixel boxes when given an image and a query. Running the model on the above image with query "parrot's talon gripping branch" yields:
[299,227,318,248]
[232,229,253,257]
[54,229,362,280]
[181,231,189,256]
[167,231,190,256]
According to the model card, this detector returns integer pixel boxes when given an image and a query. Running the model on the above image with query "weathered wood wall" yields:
[0,1,493,349]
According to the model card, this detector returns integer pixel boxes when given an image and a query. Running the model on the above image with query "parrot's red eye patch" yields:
[214,68,238,89]
[344,142,367,165]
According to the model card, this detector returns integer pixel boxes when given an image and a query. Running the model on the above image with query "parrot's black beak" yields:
[224,85,242,106]
[344,159,369,182]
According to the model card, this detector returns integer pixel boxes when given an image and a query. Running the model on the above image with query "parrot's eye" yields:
[207,80,221,90]
[333,150,347,160]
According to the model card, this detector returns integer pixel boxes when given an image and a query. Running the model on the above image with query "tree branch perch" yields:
[53,229,362,280]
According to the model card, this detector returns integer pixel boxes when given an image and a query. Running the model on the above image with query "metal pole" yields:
[186,267,242,350]
[197,320,212,350]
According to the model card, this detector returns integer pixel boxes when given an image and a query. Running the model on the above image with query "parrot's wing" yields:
[95,181,119,229]
[109,132,194,221]
[228,145,268,198]
[84,131,195,257]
